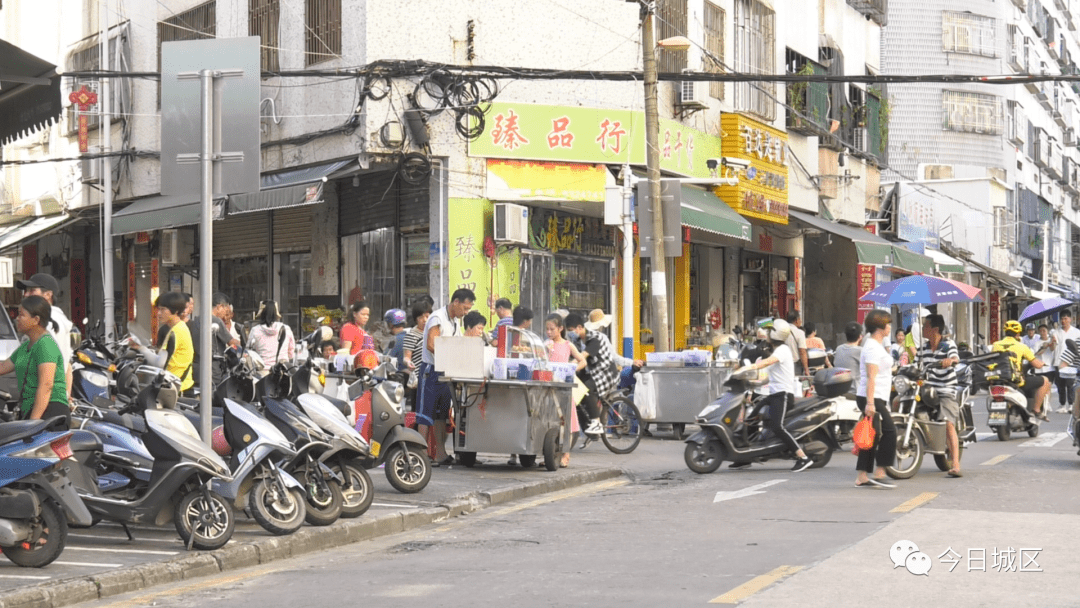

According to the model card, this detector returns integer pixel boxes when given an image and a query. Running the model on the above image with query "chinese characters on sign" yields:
[530,208,617,257]
[69,84,98,153]
[857,264,876,324]
[595,119,627,154]
[547,116,574,149]
[892,540,1042,576]
[491,110,530,150]
[989,290,1000,343]
[715,114,789,225]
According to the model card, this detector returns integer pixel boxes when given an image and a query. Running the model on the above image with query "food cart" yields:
[635,349,736,438]
[437,327,575,471]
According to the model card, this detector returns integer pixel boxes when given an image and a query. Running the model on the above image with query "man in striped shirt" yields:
[918,314,963,477]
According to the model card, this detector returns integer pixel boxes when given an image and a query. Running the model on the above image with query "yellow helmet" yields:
[1004,320,1023,335]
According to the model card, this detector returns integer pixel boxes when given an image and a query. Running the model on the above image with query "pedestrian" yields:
[402,301,432,412]
[1022,323,1041,351]
[383,308,409,371]
[889,328,906,362]
[512,305,534,331]
[17,273,72,399]
[0,296,69,422]
[246,300,296,366]
[207,293,241,387]
[463,311,487,337]
[544,313,587,468]
[420,289,474,466]
[224,303,245,344]
[854,309,898,489]
[785,310,810,376]
[918,314,962,478]
[489,298,514,345]
[131,291,195,396]
[1053,311,1080,413]
[1034,324,1058,398]
[804,322,830,368]
[340,301,373,356]
[833,322,863,375]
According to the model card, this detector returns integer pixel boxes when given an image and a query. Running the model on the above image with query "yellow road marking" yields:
[98,566,280,608]
[709,565,803,604]
[432,478,629,532]
[890,492,938,513]
[980,454,1012,466]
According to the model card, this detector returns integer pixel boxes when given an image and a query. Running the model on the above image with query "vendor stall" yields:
[437,327,576,471]
[635,349,736,437]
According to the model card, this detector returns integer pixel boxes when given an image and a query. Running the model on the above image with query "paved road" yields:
[68,402,1080,608]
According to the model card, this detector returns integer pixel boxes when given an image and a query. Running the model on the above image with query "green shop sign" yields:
[469,102,723,178]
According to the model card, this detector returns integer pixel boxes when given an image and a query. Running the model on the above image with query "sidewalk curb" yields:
[0,467,624,608]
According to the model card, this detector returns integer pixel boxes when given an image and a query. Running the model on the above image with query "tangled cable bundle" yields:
[410,69,499,141]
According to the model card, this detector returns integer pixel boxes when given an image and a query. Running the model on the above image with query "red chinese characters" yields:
[491,109,530,150]
[547,116,574,149]
[595,119,626,154]
[68,85,99,153]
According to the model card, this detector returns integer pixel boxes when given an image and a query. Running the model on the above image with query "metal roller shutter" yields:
[398,180,429,233]
[338,171,397,236]
[213,213,269,260]
[272,206,314,253]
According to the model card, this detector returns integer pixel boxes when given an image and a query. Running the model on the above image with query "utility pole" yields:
[101,1,115,340]
[642,4,670,352]
[1043,219,1051,291]
[620,164,634,358]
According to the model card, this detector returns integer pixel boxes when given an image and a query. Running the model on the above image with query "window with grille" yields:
[67,32,126,134]
[657,0,688,74]
[704,2,724,99]
[942,90,1002,134]
[305,0,341,66]
[942,11,996,57]
[157,1,216,105]
[249,0,280,72]
[734,0,775,121]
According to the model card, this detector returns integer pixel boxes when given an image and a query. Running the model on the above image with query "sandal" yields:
[947,470,963,478]
[560,454,570,468]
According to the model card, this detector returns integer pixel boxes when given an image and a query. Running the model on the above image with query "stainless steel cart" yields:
[636,366,734,437]
[446,378,575,471]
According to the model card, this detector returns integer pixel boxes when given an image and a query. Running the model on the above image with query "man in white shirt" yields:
[1054,311,1080,413]
[17,273,73,398]
[784,310,809,376]
[420,288,475,465]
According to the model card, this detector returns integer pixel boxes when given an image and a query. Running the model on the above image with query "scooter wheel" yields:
[1028,423,1040,438]
[248,479,306,536]
[2,494,67,567]
[336,461,374,518]
[175,489,234,550]
[684,439,725,474]
[384,446,431,494]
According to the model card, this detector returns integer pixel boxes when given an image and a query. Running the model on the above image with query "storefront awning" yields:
[228,159,354,214]
[890,246,935,275]
[113,196,226,235]
[965,258,1027,294]
[788,210,938,273]
[924,248,966,274]
[0,214,78,254]
[680,185,751,241]
[0,39,63,146]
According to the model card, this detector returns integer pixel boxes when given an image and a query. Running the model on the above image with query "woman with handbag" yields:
[855,309,898,488]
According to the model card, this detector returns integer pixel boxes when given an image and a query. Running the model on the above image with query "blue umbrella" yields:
[862,275,984,306]
[1019,296,1075,324]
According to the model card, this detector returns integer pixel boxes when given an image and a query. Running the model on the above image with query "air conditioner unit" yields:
[678,80,708,109]
[493,203,529,245]
[853,128,869,153]
[160,229,180,265]
[80,157,102,185]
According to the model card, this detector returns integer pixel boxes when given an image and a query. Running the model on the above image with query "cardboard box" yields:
[434,336,495,379]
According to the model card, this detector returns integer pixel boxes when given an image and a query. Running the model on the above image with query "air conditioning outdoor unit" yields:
[678,80,708,109]
[853,128,869,153]
[80,157,102,185]
[160,229,180,265]
[494,203,529,245]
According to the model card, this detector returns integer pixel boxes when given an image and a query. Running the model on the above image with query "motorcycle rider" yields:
[734,319,814,472]
[918,314,963,478]
[992,320,1050,421]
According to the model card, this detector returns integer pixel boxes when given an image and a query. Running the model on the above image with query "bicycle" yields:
[575,390,643,454]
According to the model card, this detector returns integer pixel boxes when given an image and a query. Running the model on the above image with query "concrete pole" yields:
[620,164,634,358]
[642,7,669,352]
[101,1,115,340]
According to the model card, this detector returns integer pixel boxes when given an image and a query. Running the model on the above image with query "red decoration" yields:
[483,236,497,259]
[68,85,99,153]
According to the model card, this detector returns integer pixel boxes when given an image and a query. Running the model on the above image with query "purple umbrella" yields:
[1019,296,1075,324]
[862,275,984,306]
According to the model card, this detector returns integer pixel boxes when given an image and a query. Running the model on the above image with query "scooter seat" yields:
[789,395,831,416]
[68,429,103,453]
[102,411,148,435]
[0,418,61,445]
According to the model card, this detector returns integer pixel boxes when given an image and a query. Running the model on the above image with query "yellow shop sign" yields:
[713,114,789,225]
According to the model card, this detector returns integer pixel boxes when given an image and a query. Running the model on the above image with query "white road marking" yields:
[54,561,122,568]
[1021,432,1068,448]
[370,502,421,509]
[0,574,50,580]
[66,546,178,555]
[713,479,787,504]
[980,454,1012,466]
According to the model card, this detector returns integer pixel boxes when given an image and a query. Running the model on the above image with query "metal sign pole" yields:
[198,69,214,445]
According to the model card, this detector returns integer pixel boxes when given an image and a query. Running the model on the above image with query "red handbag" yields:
[853,415,876,451]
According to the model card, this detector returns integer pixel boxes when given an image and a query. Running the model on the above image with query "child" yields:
[544,314,587,468]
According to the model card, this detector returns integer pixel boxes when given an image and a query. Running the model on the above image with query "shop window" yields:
[341,228,397,319]
[520,251,553,317]
[402,234,430,310]
[216,256,268,325]
[734,0,776,121]
[278,252,311,334]
[554,257,610,320]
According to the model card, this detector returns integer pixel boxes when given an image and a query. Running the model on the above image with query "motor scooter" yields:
[972,351,1042,441]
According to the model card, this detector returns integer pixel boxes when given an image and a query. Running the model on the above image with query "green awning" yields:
[113,195,225,235]
[891,246,935,275]
[680,185,751,241]
[854,242,895,265]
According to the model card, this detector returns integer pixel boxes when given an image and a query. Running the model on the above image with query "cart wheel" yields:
[457,451,477,467]
[672,423,686,439]
[518,455,537,467]
[542,428,559,471]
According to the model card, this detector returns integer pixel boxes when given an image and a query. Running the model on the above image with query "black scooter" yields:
[684,366,847,474]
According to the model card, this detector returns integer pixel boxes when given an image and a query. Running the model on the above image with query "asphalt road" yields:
[69,395,1080,608]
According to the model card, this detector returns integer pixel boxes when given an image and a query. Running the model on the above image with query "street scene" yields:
[3,0,1080,606]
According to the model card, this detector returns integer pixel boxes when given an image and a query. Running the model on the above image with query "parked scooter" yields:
[972,351,1042,441]
[684,367,849,474]
[884,362,977,479]
[67,372,237,550]
[71,320,117,406]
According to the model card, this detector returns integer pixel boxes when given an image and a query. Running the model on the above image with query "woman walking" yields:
[0,296,69,422]
[544,314,587,467]
[246,300,296,365]
[855,310,898,488]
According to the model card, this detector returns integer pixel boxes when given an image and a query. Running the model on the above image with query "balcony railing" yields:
[846,0,887,26]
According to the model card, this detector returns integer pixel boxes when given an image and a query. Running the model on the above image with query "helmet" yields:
[354,349,381,371]
[1024,322,1036,331]
[1004,320,1023,335]
[768,318,792,343]
[384,308,407,327]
